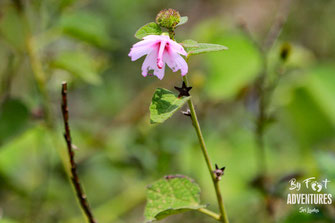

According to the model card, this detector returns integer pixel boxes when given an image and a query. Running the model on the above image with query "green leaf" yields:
[59,11,115,48]
[279,64,335,145]
[204,33,262,100]
[0,6,26,51]
[135,22,162,39]
[50,51,102,85]
[149,88,190,124]
[181,39,228,56]
[176,16,188,27]
[305,65,335,125]
[0,99,29,145]
[144,175,205,222]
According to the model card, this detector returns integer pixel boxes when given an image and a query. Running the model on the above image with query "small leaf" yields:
[144,175,205,222]
[182,39,228,56]
[0,99,29,145]
[176,16,188,27]
[50,51,102,85]
[135,22,162,39]
[149,88,190,124]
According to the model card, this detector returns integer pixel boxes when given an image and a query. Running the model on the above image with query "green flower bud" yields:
[156,9,181,30]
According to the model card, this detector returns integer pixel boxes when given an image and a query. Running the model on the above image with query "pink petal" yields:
[132,38,157,48]
[141,48,158,77]
[129,45,154,61]
[141,47,166,80]
[163,50,188,76]
[143,35,169,41]
[129,38,159,61]
[157,40,167,69]
[153,64,165,80]
[168,39,188,56]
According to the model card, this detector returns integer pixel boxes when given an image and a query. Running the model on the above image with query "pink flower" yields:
[129,34,188,80]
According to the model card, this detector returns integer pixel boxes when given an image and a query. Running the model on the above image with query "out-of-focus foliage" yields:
[0,99,29,145]
[0,0,335,223]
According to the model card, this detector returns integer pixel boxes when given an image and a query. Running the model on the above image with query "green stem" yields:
[197,208,221,221]
[20,5,53,128]
[182,75,229,223]
[26,35,53,127]
[256,73,267,176]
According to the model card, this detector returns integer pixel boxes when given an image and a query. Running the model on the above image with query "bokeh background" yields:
[0,0,335,222]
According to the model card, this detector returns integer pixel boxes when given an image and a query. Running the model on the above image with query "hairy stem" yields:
[197,208,221,221]
[61,82,97,223]
[182,75,229,223]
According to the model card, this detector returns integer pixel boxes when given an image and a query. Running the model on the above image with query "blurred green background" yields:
[0,0,335,222]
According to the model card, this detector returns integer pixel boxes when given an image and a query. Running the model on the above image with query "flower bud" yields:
[156,9,181,30]
[280,42,291,61]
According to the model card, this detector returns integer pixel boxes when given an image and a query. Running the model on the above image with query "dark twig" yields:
[61,82,97,223]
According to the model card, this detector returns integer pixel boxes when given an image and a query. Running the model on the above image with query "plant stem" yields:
[26,35,53,127]
[21,6,96,222]
[255,73,267,175]
[182,75,229,223]
[61,82,97,223]
[20,5,53,128]
[198,208,221,221]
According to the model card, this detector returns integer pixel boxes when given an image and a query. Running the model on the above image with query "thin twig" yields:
[61,82,97,223]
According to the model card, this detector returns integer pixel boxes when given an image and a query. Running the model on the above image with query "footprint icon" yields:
[311,181,322,192]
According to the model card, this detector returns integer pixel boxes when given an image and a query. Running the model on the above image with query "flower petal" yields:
[164,50,188,76]
[129,45,154,61]
[153,64,165,80]
[129,37,159,61]
[157,40,167,69]
[141,48,158,77]
[168,39,188,56]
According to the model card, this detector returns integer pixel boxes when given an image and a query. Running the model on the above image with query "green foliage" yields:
[0,219,19,223]
[59,11,114,48]
[135,22,162,39]
[176,16,188,27]
[305,65,335,125]
[0,99,29,145]
[149,88,190,124]
[281,64,335,145]
[0,1,335,223]
[144,175,204,222]
[203,32,262,100]
[182,39,228,56]
[50,51,102,85]
[0,6,26,51]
